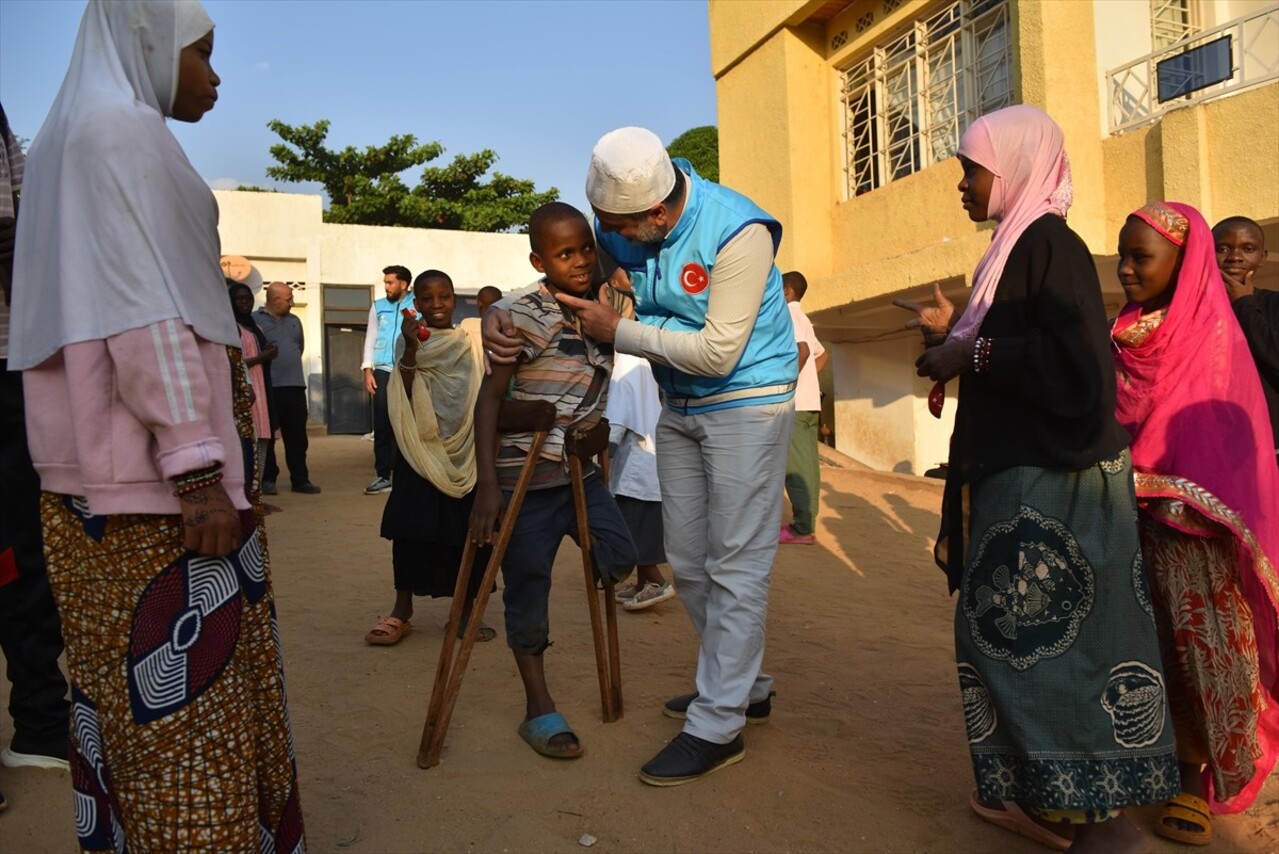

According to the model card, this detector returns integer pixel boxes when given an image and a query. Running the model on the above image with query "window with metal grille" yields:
[840,0,1011,198]
[1151,0,1197,50]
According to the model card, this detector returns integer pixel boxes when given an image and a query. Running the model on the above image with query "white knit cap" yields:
[585,127,677,215]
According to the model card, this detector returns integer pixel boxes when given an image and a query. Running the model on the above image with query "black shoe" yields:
[261,481,277,495]
[638,732,744,787]
[662,691,775,724]
[292,482,322,494]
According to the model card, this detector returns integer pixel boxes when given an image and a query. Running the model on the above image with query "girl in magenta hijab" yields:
[1113,201,1279,846]
[901,104,1178,853]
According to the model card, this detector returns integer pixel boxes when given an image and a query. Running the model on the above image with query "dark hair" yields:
[529,202,590,254]
[477,286,503,301]
[782,270,808,299]
[621,167,686,223]
[383,265,412,285]
[1212,216,1266,248]
[413,269,453,293]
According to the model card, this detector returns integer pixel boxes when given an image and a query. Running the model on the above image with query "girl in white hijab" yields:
[10,3,305,850]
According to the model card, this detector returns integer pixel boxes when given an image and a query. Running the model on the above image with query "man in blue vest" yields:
[360,265,414,494]
[485,127,797,785]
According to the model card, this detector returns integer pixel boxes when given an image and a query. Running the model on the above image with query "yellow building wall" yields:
[710,0,1279,473]
[1101,85,1279,240]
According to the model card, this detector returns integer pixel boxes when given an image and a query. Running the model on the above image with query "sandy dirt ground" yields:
[2,434,1276,853]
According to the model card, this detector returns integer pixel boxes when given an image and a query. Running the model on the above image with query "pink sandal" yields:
[364,616,411,646]
[969,790,1071,851]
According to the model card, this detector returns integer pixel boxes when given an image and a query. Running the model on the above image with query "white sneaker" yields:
[364,477,393,495]
[613,582,641,603]
[1,746,70,771]
[623,582,676,611]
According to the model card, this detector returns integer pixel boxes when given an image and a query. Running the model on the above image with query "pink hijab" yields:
[1113,201,1279,813]
[949,105,1074,340]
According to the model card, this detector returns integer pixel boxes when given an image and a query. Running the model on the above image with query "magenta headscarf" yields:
[1113,201,1279,813]
[949,105,1074,341]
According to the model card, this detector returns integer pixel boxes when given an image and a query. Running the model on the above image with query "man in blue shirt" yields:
[360,265,414,494]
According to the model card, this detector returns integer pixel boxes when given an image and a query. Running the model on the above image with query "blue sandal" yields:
[517,712,583,759]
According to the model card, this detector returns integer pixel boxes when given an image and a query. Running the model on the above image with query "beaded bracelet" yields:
[172,465,223,497]
[972,337,993,373]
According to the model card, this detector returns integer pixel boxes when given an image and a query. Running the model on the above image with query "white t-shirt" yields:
[789,301,825,412]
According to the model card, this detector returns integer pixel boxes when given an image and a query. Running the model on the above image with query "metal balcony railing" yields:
[1106,3,1278,134]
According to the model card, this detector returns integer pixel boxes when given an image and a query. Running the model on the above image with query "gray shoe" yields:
[364,476,392,495]
[622,582,675,611]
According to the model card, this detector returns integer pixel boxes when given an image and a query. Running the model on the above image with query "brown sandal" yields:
[364,616,411,646]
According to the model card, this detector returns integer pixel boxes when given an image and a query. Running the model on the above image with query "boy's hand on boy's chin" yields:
[1222,269,1255,302]
[468,485,506,546]
[554,292,620,342]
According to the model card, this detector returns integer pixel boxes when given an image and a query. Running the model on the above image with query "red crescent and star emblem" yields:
[680,263,710,295]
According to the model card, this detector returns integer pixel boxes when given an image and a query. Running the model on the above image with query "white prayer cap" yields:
[585,127,677,215]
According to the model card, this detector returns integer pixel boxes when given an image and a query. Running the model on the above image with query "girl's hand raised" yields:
[894,283,956,347]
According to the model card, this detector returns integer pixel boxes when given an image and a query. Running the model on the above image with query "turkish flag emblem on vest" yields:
[680,263,709,295]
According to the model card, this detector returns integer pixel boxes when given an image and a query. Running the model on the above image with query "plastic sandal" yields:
[1154,791,1212,846]
[517,712,582,759]
[364,616,411,646]
[968,790,1071,851]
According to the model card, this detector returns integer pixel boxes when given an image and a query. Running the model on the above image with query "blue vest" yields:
[372,293,414,370]
[597,161,796,414]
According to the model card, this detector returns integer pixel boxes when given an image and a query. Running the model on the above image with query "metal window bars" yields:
[1107,4,1278,134]
[841,0,1011,198]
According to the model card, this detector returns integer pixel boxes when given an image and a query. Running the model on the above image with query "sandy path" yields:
[2,435,1275,852]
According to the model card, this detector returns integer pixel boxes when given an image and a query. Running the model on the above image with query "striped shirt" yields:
[497,283,614,490]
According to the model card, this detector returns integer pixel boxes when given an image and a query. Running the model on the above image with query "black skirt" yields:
[381,452,491,598]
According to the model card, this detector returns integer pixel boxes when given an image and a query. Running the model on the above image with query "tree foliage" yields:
[264,119,558,231]
[667,126,718,183]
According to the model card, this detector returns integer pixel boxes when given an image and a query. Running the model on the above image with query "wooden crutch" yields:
[417,430,548,769]
[567,446,624,723]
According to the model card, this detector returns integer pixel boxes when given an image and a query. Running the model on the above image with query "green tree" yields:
[264,119,557,231]
[667,126,718,183]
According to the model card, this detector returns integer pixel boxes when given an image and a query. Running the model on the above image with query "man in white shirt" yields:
[780,271,827,545]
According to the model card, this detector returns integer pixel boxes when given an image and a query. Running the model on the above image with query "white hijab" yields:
[8,0,239,370]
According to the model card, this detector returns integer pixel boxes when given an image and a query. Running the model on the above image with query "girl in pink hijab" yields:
[901,105,1178,853]
[1114,202,1279,846]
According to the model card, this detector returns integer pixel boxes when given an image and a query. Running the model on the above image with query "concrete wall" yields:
[213,190,533,426]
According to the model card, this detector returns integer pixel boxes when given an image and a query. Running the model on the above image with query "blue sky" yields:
[0,0,718,213]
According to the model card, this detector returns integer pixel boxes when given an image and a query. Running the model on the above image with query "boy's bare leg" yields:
[513,651,580,754]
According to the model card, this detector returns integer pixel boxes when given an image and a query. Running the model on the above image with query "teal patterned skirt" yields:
[955,450,1180,812]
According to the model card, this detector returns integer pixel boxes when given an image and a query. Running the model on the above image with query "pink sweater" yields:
[24,319,250,516]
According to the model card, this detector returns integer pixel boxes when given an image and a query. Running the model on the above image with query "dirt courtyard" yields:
[2,435,1276,853]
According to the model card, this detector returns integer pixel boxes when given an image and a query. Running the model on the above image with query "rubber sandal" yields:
[968,790,1071,851]
[1154,791,1212,846]
[364,616,411,646]
[517,712,582,759]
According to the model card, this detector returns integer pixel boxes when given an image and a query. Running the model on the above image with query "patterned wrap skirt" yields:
[955,450,1180,813]
[37,348,304,853]
[1140,509,1266,804]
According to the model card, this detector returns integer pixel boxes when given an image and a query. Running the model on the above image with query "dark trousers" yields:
[264,386,310,487]
[0,362,70,757]
[372,369,395,479]
[500,472,636,655]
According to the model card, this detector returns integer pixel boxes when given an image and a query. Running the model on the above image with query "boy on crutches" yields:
[468,202,636,759]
